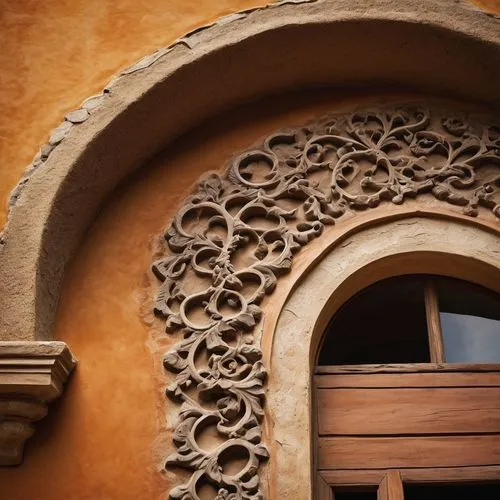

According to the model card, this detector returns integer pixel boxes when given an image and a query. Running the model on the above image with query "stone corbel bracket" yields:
[0,341,75,466]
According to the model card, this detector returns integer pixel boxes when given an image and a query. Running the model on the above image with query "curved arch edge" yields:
[2,0,500,342]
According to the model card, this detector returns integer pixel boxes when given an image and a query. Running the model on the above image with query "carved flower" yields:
[410,132,447,157]
[442,116,468,136]
[215,489,237,500]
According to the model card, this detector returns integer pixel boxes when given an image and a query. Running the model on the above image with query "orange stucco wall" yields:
[1,1,500,499]
[2,85,483,499]
[1,0,500,231]
[471,0,500,13]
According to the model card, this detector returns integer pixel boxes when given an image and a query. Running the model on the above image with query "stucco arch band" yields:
[266,214,500,499]
[1,0,500,341]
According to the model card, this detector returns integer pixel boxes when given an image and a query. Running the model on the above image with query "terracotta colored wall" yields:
[0,92,496,499]
[0,82,377,498]
[471,0,500,13]
[1,0,499,231]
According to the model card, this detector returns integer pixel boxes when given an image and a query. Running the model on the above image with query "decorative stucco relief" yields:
[152,106,499,499]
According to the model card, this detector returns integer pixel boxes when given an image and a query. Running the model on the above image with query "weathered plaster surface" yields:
[1,0,499,233]
[3,87,496,497]
[0,0,499,496]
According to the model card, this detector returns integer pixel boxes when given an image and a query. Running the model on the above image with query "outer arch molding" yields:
[2,0,500,341]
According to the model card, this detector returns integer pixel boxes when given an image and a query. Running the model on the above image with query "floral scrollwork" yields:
[152,105,499,499]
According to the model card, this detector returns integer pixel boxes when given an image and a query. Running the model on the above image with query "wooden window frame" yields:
[314,275,500,500]
[317,467,500,500]
[314,365,500,499]
[424,280,445,363]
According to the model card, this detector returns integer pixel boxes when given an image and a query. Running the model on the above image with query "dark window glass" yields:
[318,274,500,366]
[333,488,377,500]
[436,278,500,363]
[318,276,430,365]
[404,482,500,500]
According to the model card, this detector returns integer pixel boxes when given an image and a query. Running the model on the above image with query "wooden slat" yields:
[317,387,500,435]
[315,363,500,375]
[319,466,500,486]
[315,371,500,388]
[320,469,386,486]
[378,471,403,500]
[400,466,500,484]
[425,281,445,363]
[318,435,500,470]
[377,477,388,500]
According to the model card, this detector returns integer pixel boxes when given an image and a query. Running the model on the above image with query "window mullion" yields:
[378,470,404,500]
[424,280,445,363]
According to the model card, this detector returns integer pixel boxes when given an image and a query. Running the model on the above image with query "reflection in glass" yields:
[318,274,500,366]
[442,313,500,363]
[436,277,500,363]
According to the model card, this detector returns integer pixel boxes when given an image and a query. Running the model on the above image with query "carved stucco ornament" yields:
[152,106,500,499]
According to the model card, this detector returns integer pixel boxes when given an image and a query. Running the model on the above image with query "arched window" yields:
[315,275,500,500]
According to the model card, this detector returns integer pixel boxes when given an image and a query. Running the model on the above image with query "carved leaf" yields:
[164,351,188,372]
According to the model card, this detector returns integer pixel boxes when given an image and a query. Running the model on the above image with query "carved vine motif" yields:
[152,106,500,499]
